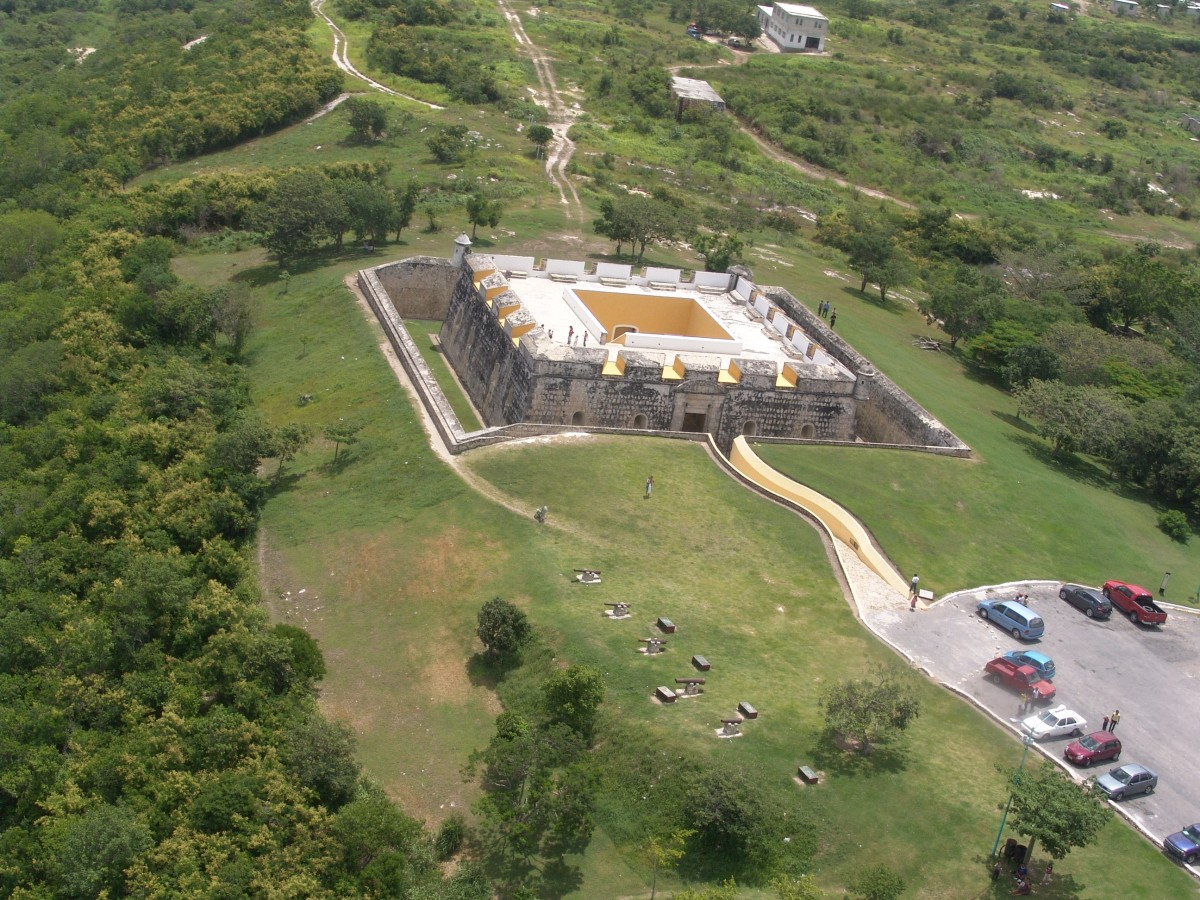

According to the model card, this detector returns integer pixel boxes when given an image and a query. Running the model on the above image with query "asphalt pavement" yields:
[864,578,1200,870]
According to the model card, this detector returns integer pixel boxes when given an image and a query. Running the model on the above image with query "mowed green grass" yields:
[742,240,1200,603]
[219,241,1195,897]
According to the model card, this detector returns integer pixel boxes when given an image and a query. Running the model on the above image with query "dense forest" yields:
[0,0,485,895]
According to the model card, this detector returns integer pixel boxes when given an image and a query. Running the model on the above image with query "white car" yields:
[1022,705,1086,740]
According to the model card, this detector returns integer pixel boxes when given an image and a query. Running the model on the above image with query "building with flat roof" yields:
[670,77,726,120]
[757,2,827,52]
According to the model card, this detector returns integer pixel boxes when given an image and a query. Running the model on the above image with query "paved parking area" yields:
[864,578,1200,867]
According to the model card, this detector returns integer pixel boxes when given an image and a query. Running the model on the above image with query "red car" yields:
[1064,731,1121,767]
[1102,580,1167,626]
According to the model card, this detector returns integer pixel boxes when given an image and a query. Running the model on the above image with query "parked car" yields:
[1064,731,1121,767]
[1059,583,1111,619]
[1022,705,1085,740]
[1096,763,1158,800]
[977,599,1045,640]
[984,658,1056,701]
[1102,579,1167,626]
[1002,649,1055,680]
[1164,823,1200,865]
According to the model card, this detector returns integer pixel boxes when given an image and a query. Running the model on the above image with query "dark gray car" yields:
[1059,583,1111,619]
[1097,763,1158,800]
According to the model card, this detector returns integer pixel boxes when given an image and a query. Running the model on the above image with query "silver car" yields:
[1096,763,1158,801]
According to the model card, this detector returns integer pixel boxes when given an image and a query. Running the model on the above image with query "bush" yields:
[476,597,532,656]
[1157,509,1190,543]
[435,813,467,859]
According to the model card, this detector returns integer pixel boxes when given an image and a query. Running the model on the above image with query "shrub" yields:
[1157,509,1190,543]
[476,597,532,656]
[435,813,467,859]
[849,865,906,900]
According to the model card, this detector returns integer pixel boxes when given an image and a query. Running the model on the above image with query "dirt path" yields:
[310,0,444,110]
[494,0,582,217]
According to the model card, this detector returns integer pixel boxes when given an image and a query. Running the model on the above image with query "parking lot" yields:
[865,579,1200,867]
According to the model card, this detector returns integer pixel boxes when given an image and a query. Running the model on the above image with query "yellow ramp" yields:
[729,436,910,597]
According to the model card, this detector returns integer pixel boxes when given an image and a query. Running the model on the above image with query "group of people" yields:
[1103,709,1122,732]
[816,301,837,328]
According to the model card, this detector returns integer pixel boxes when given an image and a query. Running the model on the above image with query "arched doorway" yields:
[799,423,815,439]
[571,411,585,426]
[742,421,758,436]
[633,414,648,429]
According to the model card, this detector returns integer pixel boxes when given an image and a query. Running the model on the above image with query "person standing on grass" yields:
[645,475,653,498]
[1041,862,1053,886]
[909,573,920,598]
[829,309,838,328]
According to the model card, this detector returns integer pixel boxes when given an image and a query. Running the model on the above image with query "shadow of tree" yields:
[538,858,585,899]
[804,731,912,778]
[991,410,1037,435]
[466,650,521,688]
[837,284,905,314]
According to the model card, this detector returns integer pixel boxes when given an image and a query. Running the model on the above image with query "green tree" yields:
[1007,763,1112,862]
[346,96,388,142]
[280,715,361,809]
[848,229,912,302]
[542,665,605,737]
[1015,380,1132,458]
[1085,248,1184,331]
[924,266,1005,350]
[324,419,364,463]
[693,233,745,273]
[476,597,531,656]
[527,124,554,159]
[427,125,474,164]
[52,804,152,898]
[820,666,920,752]
[394,179,421,240]
[340,179,397,245]
[251,170,349,263]
[0,210,62,282]
[465,193,503,238]
[641,829,693,899]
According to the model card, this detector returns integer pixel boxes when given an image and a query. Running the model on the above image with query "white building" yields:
[1110,0,1139,15]
[756,2,827,52]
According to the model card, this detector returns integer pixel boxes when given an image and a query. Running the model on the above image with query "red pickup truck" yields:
[1102,580,1168,626]
[984,658,1056,701]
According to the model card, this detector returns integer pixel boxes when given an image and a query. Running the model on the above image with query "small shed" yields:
[670,77,726,121]
[1182,113,1200,134]
[1157,3,1171,17]
[1111,0,1139,15]
[1049,2,1070,10]
[1187,2,1200,15]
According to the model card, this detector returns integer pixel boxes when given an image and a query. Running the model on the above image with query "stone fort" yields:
[358,237,968,457]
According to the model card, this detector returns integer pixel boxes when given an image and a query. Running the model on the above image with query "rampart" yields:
[356,245,969,459]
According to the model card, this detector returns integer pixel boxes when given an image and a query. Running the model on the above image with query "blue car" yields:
[1164,823,1200,865]
[1002,650,1055,681]
[977,599,1044,641]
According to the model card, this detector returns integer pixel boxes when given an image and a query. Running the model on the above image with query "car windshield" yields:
[1079,734,1100,750]
[1110,768,1132,783]
[1184,826,1200,842]
[1038,711,1057,725]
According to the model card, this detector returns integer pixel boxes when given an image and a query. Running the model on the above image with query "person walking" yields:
[645,475,654,498]
[909,573,920,597]
[1109,709,1121,732]
[1019,690,1030,714]
[829,309,838,328]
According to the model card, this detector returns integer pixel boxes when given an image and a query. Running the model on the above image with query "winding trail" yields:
[310,0,444,110]
[494,0,581,216]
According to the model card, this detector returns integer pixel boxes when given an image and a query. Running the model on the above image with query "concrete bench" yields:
[692,655,711,671]
[549,273,578,283]
[737,701,758,720]
[655,686,677,703]
[798,765,819,784]
[697,284,726,295]
[918,589,934,601]
[649,281,677,292]
[599,277,629,287]
[656,617,675,634]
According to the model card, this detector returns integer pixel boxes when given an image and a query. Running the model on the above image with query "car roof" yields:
[1017,650,1052,663]
[1067,584,1106,598]
[1107,579,1151,593]
[1114,763,1153,776]
[1046,706,1079,717]
[1086,730,1117,739]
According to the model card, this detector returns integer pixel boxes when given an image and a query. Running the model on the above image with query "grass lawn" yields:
[742,240,1200,604]
[215,238,1195,896]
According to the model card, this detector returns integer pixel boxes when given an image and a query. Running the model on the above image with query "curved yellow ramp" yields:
[729,436,910,598]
